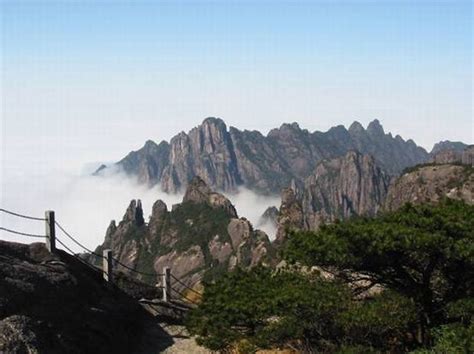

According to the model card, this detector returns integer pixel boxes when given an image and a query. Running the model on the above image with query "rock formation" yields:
[385,163,473,211]
[96,117,429,194]
[431,140,469,155]
[275,151,391,243]
[302,151,391,229]
[257,206,279,228]
[92,176,275,288]
[0,240,167,353]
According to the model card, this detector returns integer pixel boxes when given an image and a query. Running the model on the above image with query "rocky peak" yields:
[201,116,227,130]
[143,139,158,149]
[183,176,213,203]
[348,121,365,134]
[260,206,279,223]
[124,199,145,227]
[274,151,391,244]
[275,187,305,244]
[192,117,229,153]
[267,122,303,138]
[366,119,385,136]
[151,199,168,218]
[183,176,238,218]
[92,164,107,176]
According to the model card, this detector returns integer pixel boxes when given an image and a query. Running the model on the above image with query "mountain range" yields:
[96,117,430,194]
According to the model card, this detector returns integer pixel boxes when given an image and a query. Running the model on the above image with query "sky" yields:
[0,0,472,249]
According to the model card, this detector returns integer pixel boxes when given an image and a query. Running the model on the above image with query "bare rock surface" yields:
[0,240,173,354]
[275,151,390,243]
[385,164,474,210]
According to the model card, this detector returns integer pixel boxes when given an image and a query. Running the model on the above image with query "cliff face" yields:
[97,117,429,194]
[302,151,391,229]
[275,151,391,243]
[93,177,275,287]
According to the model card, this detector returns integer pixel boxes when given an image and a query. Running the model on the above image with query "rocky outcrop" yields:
[302,151,391,229]
[96,118,429,194]
[92,177,275,288]
[431,140,468,155]
[94,199,147,271]
[117,140,171,186]
[0,240,164,354]
[183,176,238,217]
[257,206,279,228]
[275,151,391,243]
[275,188,305,244]
[385,163,474,211]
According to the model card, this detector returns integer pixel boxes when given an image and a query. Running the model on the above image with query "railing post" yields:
[45,211,56,253]
[103,249,113,283]
[163,267,171,302]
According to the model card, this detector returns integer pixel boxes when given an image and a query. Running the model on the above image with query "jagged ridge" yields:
[97,117,429,194]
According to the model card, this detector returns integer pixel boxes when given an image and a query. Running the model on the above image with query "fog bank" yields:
[1,167,280,254]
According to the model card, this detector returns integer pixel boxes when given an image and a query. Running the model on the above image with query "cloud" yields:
[0,166,182,253]
[1,167,281,253]
[224,188,280,240]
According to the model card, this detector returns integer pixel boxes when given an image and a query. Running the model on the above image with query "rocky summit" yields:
[96,117,429,194]
[92,176,276,288]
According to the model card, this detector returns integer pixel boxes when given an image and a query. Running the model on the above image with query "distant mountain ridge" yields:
[96,117,430,194]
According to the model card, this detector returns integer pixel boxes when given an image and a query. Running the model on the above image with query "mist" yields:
[224,188,280,240]
[1,166,280,254]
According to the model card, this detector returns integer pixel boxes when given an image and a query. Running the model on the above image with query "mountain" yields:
[92,177,275,288]
[273,146,473,243]
[274,151,391,243]
[96,117,429,194]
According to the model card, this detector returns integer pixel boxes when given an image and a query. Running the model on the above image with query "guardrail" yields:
[0,208,202,305]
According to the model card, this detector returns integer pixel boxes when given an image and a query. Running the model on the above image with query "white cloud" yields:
[0,166,281,254]
[0,166,183,253]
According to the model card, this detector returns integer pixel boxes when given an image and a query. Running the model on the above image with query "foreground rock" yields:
[0,240,172,354]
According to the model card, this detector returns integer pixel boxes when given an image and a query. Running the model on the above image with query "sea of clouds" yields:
[1,164,280,254]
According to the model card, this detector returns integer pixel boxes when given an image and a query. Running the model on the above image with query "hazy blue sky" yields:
[2,0,473,174]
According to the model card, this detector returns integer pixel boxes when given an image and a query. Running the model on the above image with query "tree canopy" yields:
[186,200,474,352]
[284,199,474,344]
